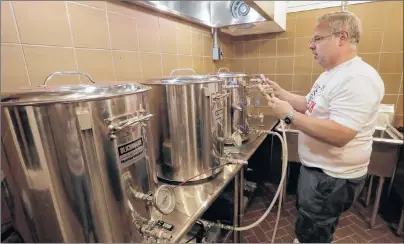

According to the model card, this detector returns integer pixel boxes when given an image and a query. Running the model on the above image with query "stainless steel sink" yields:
[373,125,403,144]
[274,123,403,166]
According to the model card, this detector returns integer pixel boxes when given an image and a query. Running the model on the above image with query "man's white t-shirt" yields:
[298,56,385,179]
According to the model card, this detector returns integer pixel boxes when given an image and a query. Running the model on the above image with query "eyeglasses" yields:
[310,32,341,44]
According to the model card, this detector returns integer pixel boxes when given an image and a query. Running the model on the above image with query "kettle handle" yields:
[217,67,230,73]
[169,68,196,76]
[43,71,96,87]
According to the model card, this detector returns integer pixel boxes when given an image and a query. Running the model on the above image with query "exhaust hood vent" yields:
[124,1,286,36]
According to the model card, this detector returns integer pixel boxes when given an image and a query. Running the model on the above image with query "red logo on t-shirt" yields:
[308,101,316,113]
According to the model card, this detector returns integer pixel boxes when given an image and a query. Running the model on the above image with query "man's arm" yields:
[292,112,357,148]
[291,76,382,148]
[279,90,307,114]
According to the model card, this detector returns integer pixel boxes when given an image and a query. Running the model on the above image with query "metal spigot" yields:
[219,156,248,165]
[232,103,243,111]
[123,172,153,202]
[248,112,264,124]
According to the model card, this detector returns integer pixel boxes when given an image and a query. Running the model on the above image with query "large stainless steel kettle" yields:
[1,72,159,242]
[142,70,227,183]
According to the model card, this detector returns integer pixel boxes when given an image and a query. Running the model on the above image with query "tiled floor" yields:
[241,184,404,243]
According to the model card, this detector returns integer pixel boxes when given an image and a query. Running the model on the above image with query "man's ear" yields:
[339,30,350,44]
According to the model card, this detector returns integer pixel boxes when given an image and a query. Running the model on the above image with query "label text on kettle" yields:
[117,137,144,167]
[215,108,223,121]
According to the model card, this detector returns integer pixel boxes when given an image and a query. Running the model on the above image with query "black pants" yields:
[295,165,366,243]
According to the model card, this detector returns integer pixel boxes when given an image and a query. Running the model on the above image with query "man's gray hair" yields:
[317,11,362,45]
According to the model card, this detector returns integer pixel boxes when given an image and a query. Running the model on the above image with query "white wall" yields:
[287,1,373,13]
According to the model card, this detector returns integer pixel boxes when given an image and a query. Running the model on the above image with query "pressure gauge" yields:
[153,185,176,215]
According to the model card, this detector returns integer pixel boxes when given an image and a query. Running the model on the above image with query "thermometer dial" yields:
[153,185,175,215]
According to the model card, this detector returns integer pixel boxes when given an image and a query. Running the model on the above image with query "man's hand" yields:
[261,79,285,99]
[267,96,294,119]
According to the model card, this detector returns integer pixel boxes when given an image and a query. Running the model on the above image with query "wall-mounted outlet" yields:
[212,47,223,60]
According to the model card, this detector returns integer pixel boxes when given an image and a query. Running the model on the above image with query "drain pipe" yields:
[212,28,222,60]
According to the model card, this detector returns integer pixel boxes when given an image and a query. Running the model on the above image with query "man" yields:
[265,11,385,243]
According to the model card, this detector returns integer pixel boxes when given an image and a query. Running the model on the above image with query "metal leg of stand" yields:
[370,176,384,228]
[239,168,244,242]
[397,207,404,237]
[366,175,374,207]
[233,169,240,243]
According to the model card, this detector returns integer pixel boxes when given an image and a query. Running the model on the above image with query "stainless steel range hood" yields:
[125,1,286,35]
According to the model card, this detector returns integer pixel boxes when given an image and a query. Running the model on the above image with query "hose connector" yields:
[206,221,234,231]
[219,157,248,165]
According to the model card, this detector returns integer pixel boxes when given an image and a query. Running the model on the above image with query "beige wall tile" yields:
[1,2,19,43]
[400,74,403,94]
[190,23,210,36]
[232,59,244,72]
[358,31,382,53]
[295,36,311,56]
[312,60,325,73]
[68,3,110,49]
[381,29,403,52]
[360,53,380,71]
[312,73,322,84]
[233,42,244,58]
[214,59,232,72]
[380,73,402,95]
[259,39,276,57]
[277,17,296,39]
[158,15,177,30]
[113,51,141,82]
[244,58,259,74]
[106,0,140,18]
[161,54,178,76]
[192,32,204,57]
[352,1,390,32]
[176,18,192,30]
[203,57,215,74]
[76,49,115,83]
[193,57,204,74]
[277,38,294,56]
[108,12,138,51]
[13,1,72,46]
[220,36,233,58]
[295,17,316,37]
[394,114,403,127]
[160,27,177,54]
[79,1,106,10]
[23,45,78,87]
[397,95,403,114]
[244,41,260,58]
[140,53,162,80]
[203,35,213,57]
[275,75,293,91]
[379,53,403,73]
[293,74,312,93]
[177,56,193,72]
[259,58,276,74]
[382,94,398,105]
[276,57,294,74]
[1,44,30,91]
[384,1,403,30]
[138,26,160,53]
[294,55,312,74]
[176,29,192,55]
